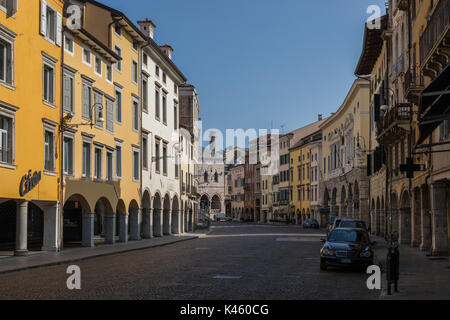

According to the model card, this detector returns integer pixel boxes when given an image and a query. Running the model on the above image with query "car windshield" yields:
[338,220,366,229]
[328,229,369,244]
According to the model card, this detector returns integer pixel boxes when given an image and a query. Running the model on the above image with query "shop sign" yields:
[19,170,42,197]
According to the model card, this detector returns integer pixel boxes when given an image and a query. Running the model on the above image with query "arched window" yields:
[214,171,218,182]
[204,171,208,183]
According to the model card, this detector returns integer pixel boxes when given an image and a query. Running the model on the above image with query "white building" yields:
[137,19,187,238]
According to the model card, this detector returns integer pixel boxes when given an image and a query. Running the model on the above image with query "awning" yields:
[417,63,450,145]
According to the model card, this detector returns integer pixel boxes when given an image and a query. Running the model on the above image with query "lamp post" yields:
[60,103,105,130]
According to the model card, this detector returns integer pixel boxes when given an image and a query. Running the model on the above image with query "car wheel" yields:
[320,259,327,271]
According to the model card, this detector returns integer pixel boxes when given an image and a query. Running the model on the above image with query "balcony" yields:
[377,103,412,145]
[404,66,425,104]
[420,0,450,78]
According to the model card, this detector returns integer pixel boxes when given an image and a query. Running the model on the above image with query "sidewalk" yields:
[370,235,450,300]
[0,234,199,275]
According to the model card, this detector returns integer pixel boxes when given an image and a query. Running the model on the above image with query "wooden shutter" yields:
[40,0,47,36]
[56,13,62,46]
[63,74,71,113]
[82,84,89,119]
[106,99,113,132]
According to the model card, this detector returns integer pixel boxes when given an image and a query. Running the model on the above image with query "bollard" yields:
[386,233,400,295]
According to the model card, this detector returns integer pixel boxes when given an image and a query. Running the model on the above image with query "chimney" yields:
[318,114,323,121]
[137,18,156,39]
[160,45,173,60]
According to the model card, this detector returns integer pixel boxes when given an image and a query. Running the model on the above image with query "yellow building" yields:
[60,1,146,247]
[320,79,370,225]
[0,0,64,255]
[290,140,311,223]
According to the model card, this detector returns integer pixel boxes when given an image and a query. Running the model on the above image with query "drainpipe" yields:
[59,26,66,251]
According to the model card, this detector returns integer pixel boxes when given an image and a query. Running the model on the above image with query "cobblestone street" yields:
[0,223,381,300]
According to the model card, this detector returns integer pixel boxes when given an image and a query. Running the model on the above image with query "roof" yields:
[287,117,328,148]
[354,15,387,76]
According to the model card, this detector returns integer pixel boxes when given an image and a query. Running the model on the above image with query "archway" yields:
[141,190,152,239]
[116,199,127,242]
[200,194,210,215]
[63,194,91,248]
[163,194,171,235]
[340,186,347,217]
[211,195,221,213]
[153,193,162,237]
[128,199,140,241]
[171,195,180,234]
[94,198,114,244]
[400,190,412,244]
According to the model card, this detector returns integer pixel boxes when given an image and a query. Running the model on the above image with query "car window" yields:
[339,221,366,229]
[328,229,368,243]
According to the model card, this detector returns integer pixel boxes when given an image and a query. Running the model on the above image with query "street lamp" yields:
[61,103,105,130]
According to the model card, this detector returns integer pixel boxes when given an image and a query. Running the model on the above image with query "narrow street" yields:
[0,223,380,300]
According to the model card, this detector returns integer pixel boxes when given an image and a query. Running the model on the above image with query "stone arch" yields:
[211,194,221,212]
[153,193,162,237]
[141,190,152,239]
[400,190,412,244]
[94,197,114,237]
[200,194,210,214]
[63,193,92,246]
[171,195,180,234]
[115,199,127,240]
[323,188,330,208]
[163,194,171,235]
[340,185,347,217]
[128,199,140,241]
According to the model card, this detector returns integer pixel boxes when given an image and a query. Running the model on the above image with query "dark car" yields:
[320,228,375,271]
[326,217,342,236]
[303,218,319,229]
[338,219,368,231]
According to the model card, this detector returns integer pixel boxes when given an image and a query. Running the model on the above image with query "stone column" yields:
[420,186,431,251]
[82,212,95,247]
[104,213,116,244]
[163,209,172,236]
[399,208,411,244]
[129,208,141,241]
[172,210,181,235]
[430,181,449,256]
[15,200,29,256]
[118,213,128,243]
[141,208,152,239]
[42,202,60,252]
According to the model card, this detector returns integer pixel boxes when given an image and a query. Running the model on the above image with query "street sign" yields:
[399,158,422,179]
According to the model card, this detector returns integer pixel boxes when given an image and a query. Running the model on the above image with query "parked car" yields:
[338,219,368,231]
[326,217,342,236]
[320,227,375,271]
[216,213,232,222]
[303,218,320,229]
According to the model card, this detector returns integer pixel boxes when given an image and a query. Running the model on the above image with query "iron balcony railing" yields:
[404,65,424,94]
[378,103,412,134]
[420,0,450,65]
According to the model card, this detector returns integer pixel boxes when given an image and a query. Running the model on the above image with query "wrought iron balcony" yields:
[377,103,412,145]
[420,0,450,77]
[404,66,425,104]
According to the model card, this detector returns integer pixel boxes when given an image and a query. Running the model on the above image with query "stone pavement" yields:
[370,235,450,300]
[0,234,199,275]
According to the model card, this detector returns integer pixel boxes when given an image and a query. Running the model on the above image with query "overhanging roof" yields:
[355,15,387,76]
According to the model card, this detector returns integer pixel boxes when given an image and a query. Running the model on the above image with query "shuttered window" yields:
[63,72,74,113]
[82,83,92,120]
[132,100,139,131]
[0,37,13,85]
[106,98,114,133]
[94,92,103,128]
[40,0,61,46]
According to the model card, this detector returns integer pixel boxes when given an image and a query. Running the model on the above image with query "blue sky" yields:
[101,0,386,136]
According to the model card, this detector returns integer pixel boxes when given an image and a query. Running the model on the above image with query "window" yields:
[440,120,450,140]
[94,92,103,129]
[46,6,56,42]
[155,88,160,120]
[106,63,113,83]
[142,135,148,170]
[43,63,55,105]
[132,39,138,51]
[155,65,159,77]
[82,142,91,178]
[94,55,102,76]
[142,78,148,112]
[163,72,166,84]
[64,34,74,55]
[63,71,74,113]
[106,151,113,182]
[132,100,139,131]
[106,98,114,133]
[82,47,91,66]
[155,139,160,173]
[63,136,74,175]
[163,144,167,175]
[44,130,54,172]
[115,88,122,123]
[82,82,93,120]
[114,23,121,37]
[132,60,138,84]
[114,45,122,71]
[0,37,13,86]
[174,102,178,129]
[0,114,13,164]
[162,95,167,123]
[174,83,178,95]
[133,149,139,181]
[115,144,122,178]
[143,53,148,67]
[94,147,102,180]
[0,0,17,16]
